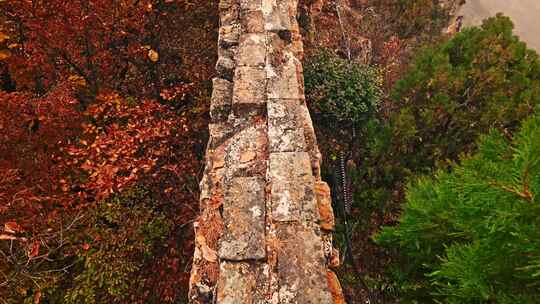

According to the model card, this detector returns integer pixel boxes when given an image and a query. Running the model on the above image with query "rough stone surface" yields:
[190,0,343,302]
[237,33,267,67]
[267,99,306,152]
[219,24,240,48]
[262,0,299,32]
[269,152,315,221]
[225,120,267,178]
[220,177,266,260]
[276,223,333,303]
[266,54,304,100]
[232,66,267,108]
[210,78,233,122]
[217,262,269,303]
[241,10,265,33]
[219,0,240,26]
[315,181,335,231]
[240,0,263,12]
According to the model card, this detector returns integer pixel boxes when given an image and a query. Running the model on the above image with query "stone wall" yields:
[189,1,344,303]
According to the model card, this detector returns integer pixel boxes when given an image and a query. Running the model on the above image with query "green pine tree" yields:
[376,110,540,303]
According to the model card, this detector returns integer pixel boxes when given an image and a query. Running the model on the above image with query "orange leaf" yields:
[28,241,40,258]
[148,49,159,62]
[34,290,42,304]
[4,222,23,233]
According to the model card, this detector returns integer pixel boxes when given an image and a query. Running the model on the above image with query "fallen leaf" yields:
[33,290,41,304]
[4,221,23,233]
[148,49,159,62]
[0,234,17,240]
[28,241,40,258]
[0,50,11,60]
[196,235,218,262]
[0,32,8,43]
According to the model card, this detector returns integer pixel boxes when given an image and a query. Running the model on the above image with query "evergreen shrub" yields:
[376,111,540,303]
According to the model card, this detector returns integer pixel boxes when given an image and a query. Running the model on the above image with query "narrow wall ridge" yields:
[189,1,345,302]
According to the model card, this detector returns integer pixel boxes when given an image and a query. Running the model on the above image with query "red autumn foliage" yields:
[1,0,217,98]
[0,82,82,228]
[1,0,217,302]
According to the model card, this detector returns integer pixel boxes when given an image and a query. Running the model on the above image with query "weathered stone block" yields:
[219,0,240,26]
[276,223,333,303]
[219,177,266,260]
[266,31,303,66]
[208,122,229,144]
[241,10,265,33]
[262,0,299,32]
[269,152,315,221]
[267,99,306,152]
[237,33,266,67]
[266,40,304,100]
[239,0,263,12]
[217,262,268,304]
[219,24,240,48]
[225,121,267,178]
[216,55,236,81]
[210,78,233,121]
[315,181,335,231]
[266,67,303,100]
[232,67,267,111]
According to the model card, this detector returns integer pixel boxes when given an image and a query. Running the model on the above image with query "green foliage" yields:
[391,14,540,170]
[317,15,540,301]
[304,50,383,128]
[61,188,172,304]
[354,15,540,218]
[376,111,540,303]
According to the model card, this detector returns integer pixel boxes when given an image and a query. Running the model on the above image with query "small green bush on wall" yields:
[376,110,540,303]
[304,50,383,129]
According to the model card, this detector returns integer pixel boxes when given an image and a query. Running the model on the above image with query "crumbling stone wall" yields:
[189,0,344,303]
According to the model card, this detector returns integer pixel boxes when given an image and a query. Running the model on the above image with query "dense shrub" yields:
[357,15,540,217]
[62,188,172,304]
[304,50,383,130]
[391,14,540,171]
[304,15,540,301]
[376,111,540,303]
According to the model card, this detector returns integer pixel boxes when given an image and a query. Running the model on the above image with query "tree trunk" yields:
[189,1,344,303]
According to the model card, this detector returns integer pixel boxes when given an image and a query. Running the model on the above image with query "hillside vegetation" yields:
[1,1,539,303]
